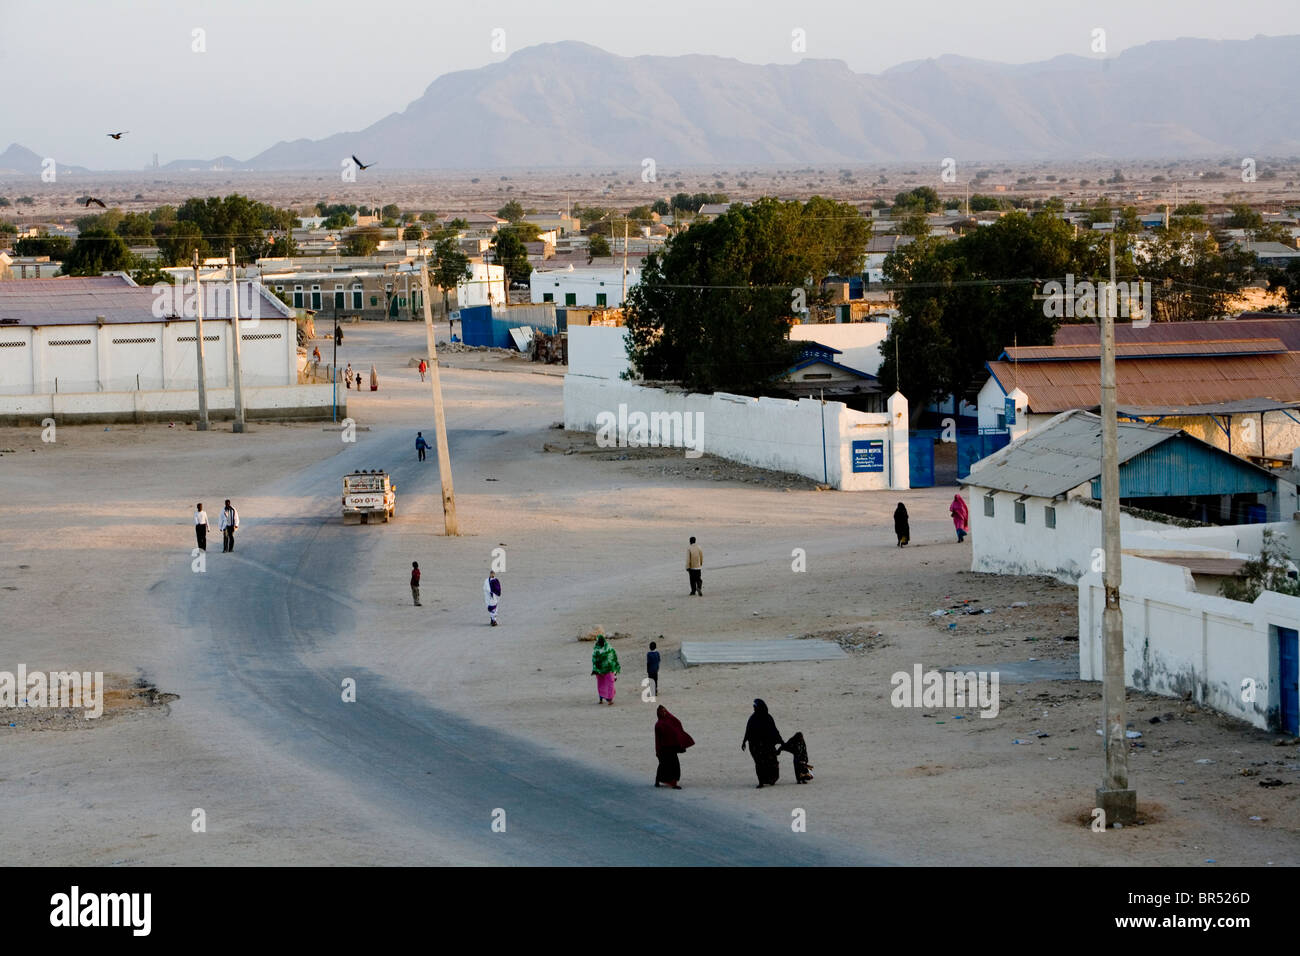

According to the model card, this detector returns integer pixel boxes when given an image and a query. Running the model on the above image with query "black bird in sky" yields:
[82,197,107,208]
[107,131,128,140]
[352,155,374,170]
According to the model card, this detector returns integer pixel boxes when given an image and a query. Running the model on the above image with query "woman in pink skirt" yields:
[591,635,620,704]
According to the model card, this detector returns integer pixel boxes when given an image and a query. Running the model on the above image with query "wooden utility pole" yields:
[192,251,210,431]
[1097,236,1136,824]
[420,263,460,535]
[228,248,246,432]
[621,217,629,304]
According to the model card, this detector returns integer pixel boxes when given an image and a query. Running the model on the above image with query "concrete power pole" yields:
[192,251,210,431]
[1097,236,1136,825]
[419,263,460,535]
[621,217,629,305]
[228,248,246,433]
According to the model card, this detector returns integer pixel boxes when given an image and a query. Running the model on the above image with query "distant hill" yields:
[238,36,1300,169]
[0,143,90,176]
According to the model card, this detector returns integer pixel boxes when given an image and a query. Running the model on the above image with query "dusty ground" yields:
[2,320,1297,865]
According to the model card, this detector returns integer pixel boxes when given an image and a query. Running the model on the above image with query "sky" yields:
[2,0,1298,169]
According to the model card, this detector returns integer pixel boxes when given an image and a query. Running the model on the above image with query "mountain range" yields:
[5,36,1299,172]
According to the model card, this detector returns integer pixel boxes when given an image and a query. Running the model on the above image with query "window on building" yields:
[596,293,607,307]
[370,296,378,307]
[293,285,303,308]
[543,293,554,303]
[1014,499,1026,524]
[565,293,577,306]
[352,285,363,310]
[311,285,321,310]
[1044,505,1056,529]
[983,493,995,517]
[334,284,345,309]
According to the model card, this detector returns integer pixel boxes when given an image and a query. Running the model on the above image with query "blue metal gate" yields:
[957,430,1010,479]
[909,433,935,488]
[1280,627,1299,736]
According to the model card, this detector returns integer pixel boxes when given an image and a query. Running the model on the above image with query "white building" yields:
[460,261,506,308]
[0,275,334,424]
[530,265,641,308]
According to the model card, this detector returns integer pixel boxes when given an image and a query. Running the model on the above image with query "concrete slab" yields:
[680,639,848,667]
[940,658,1080,683]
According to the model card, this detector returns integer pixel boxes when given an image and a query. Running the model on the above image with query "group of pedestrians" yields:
[341,362,377,391]
[649,698,814,790]
[894,493,970,546]
[193,500,239,553]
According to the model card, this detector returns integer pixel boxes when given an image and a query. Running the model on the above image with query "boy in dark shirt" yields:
[646,641,661,697]
[410,561,421,606]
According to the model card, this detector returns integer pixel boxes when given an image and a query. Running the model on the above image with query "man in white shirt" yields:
[194,503,210,551]
[219,499,240,553]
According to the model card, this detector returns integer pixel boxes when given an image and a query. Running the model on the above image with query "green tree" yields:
[651,199,670,216]
[176,194,285,262]
[156,221,207,266]
[1225,204,1263,230]
[624,197,866,395]
[380,203,400,221]
[15,235,73,260]
[61,229,132,276]
[403,224,425,240]
[968,194,1005,212]
[431,236,472,322]
[893,186,942,213]
[343,226,384,257]
[587,233,611,260]
[496,200,526,223]
[1141,225,1253,321]
[897,210,931,237]
[491,226,532,286]
[1220,530,1300,601]
[118,212,156,242]
[322,211,353,229]
[877,211,1106,412]
[75,207,124,234]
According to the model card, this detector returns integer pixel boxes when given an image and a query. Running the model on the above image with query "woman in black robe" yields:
[894,502,910,547]
[742,699,784,788]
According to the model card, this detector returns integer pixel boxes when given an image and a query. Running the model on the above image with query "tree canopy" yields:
[61,229,132,276]
[491,226,532,285]
[624,197,870,395]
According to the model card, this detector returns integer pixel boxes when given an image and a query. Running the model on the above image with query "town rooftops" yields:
[986,352,1300,412]
[961,409,1276,498]
[1001,339,1288,361]
[1054,315,1300,351]
[0,274,293,326]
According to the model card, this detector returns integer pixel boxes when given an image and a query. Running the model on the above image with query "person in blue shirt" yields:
[415,431,429,462]
[646,641,661,697]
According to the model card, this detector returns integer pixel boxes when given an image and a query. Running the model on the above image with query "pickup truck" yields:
[342,470,396,524]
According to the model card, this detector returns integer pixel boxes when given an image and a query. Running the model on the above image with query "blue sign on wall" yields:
[852,439,885,473]
[1004,397,1017,426]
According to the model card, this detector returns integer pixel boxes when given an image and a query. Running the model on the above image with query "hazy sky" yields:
[3,0,1296,169]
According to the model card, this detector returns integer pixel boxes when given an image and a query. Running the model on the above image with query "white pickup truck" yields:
[342,470,396,524]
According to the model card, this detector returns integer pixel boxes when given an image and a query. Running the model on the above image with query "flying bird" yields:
[107,131,128,140]
[82,197,107,208]
[352,155,374,170]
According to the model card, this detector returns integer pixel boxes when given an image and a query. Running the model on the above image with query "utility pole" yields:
[228,248,246,433]
[1097,236,1136,825]
[420,263,460,535]
[331,314,339,423]
[621,217,629,305]
[192,250,210,431]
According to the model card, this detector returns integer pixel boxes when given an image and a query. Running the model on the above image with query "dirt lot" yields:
[2,320,1296,865]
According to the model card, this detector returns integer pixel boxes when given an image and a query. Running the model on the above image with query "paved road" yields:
[178,427,878,865]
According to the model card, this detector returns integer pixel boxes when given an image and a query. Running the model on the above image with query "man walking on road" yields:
[416,431,429,462]
[418,359,428,383]
[410,561,422,606]
[687,536,703,596]
[219,499,239,553]
[194,503,210,551]
[484,570,501,626]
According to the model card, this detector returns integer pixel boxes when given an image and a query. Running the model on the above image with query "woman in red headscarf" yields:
[949,493,970,543]
[654,705,695,789]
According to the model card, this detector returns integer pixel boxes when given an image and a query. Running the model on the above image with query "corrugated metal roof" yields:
[1005,340,1287,361]
[1117,399,1300,416]
[0,278,292,325]
[962,410,1173,497]
[1054,316,1300,351]
[987,353,1300,412]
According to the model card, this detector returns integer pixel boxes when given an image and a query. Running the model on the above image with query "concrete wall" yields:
[789,322,889,375]
[1079,556,1300,730]
[568,325,634,381]
[0,383,341,425]
[0,318,296,396]
[530,267,641,307]
[563,375,908,490]
[967,488,1179,582]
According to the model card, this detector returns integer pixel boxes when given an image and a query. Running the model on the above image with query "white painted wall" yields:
[1079,556,1300,730]
[458,262,505,308]
[789,322,889,375]
[564,376,908,490]
[0,318,296,396]
[0,383,339,424]
[530,266,641,307]
[977,376,1030,435]
[568,325,634,381]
